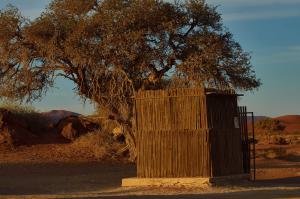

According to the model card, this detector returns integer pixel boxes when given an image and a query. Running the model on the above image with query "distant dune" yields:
[41,110,81,124]
[251,115,300,133]
[274,115,300,133]
[247,116,270,123]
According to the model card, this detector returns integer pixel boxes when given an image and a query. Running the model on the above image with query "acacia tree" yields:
[0,0,260,158]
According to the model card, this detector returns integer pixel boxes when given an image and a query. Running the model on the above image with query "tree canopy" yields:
[0,0,260,101]
[0,0,261,157]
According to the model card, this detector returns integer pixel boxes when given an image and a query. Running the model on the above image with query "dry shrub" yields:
[294,136,300,144]
[255,119,286,132]
[263,148,287,159]
[274,136,289,145]
[268,135,291,145]
[261,147,300,162]
[0,101,37,114]
[71,130,126,160]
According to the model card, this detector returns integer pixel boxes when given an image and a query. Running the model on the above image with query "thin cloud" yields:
[223,9,300,22]
[205,0,300,22]
[289,45,300,52]
[255,48,300,66]
[208,0,300,7]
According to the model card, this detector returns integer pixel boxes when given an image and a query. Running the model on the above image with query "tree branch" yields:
[147,57,175,83]
[57,73,76,82]
[183,21,197,38]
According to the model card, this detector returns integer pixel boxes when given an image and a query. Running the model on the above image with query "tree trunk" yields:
[110,107,137,161]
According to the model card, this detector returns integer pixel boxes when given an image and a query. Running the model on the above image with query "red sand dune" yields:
[275,115,300,133]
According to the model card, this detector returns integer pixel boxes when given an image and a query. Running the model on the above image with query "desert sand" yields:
[0,112,299,199]
[0,143,299,199]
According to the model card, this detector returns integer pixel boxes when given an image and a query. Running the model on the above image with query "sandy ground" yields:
[0,144,299,199]
[0,161,299,199]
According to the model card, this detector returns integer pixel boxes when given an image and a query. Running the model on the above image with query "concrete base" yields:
[122,174,250,187]
[122,177,211,187]
[210,174,250,184]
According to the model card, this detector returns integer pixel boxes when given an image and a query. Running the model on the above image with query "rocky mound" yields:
[41,110,80,125]
[0,107,102,147]
[0,109,37,146]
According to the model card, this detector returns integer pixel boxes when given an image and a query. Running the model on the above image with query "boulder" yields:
[56,116,100,141]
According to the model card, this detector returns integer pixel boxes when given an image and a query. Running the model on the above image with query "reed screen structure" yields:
[134,88,249,178]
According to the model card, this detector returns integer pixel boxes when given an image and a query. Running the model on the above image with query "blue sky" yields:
[0,0,300,117]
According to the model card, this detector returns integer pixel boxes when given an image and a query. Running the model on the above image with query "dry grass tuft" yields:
[71,130,126,160]
[263,148,287,159]
[0,101,37,114]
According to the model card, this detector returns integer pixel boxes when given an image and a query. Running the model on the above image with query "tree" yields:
[0,0,261,159]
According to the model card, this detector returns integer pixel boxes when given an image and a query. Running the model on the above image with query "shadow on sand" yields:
[0,162,299,199]
[0,162,136,196]
[64,188,300,199]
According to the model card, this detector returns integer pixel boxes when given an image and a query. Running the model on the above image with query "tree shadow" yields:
[0,162,136,196]
[62,188,300,199]
[0,161,299,197]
